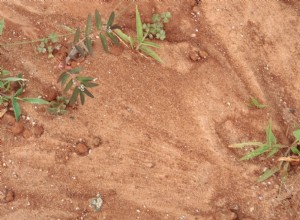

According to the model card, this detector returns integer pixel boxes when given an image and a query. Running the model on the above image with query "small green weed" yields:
[47,96,68,115]
[230,121,300,182]
[248,96,267,109]
[0,68,49,121]
[0,18,4,36]
[114,5,164,63]
[142,11,172,40]
[57,67,98,106]
[37,33,61,58]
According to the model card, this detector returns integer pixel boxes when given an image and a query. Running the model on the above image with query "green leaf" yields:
[48,33,58,43]
[1,69,10,75]
[14,87,23,97]
[3,77,26,82]
[114,29,134,48]
[0,19,4,35]
[76,76,94,82]
[69,67,82,74]
[83,88,94,98]
[22,98,50,105]
[267,145,281,158]
[85,37,93,55]
[11,97,21,121]
[80,91,85,105]
[74,27,80,44]
[106,32,119,45]
[229,142,263,148]
[266,121,277,147]
[57,72,70,85]
[69,87,80,105]
[95,10,102,31]
[0,81,3,88]
[136,6,143,43]
[57,25,75,33]
[85,14,92,37]
[293,129,300,141]
[99,33,108,52]
[81,82,98,88]
[107,11,115,28]
[257,166,280,182]
[141,41,160,48]
[249,96,266,109]
[63,79,74,93]
[291,146,300,156]
[139,46,162,63]
[240,144,270,160]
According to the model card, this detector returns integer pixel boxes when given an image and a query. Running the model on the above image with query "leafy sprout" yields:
[0,71,49,121]
[114,5,163,63]
[57,67,98,106]
[230,121,300,182]
[248,96,267,109]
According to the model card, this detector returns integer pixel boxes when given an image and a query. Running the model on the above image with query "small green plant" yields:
[36,33,61,58]
[47,96,68,115]
[114,5,163,63]
[57,67,98,106]
[230,121,300,182]
[0,68,49,121]
[0,18,4,36]
[142,11,172,40]
[65,10,120,65]
[248,96,267,109]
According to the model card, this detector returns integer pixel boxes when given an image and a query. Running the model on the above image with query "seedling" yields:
[57,67,98,106]
[0,18,4,35]
[248,96,267,109]
[142,11,172,40]
[0,69,49,121]
[47,96,68,115]
[114,5,163,63]
[230,121,300,182]
[65,10,120,66]
[37,33,61,58]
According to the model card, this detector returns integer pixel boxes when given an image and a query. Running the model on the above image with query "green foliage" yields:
[0,18,4,35]
[114,6,163,63]
[47,96,68,115]
[142,11,171,40]
[70,10,120,58]
[0,69,49,121]
[36,33,61,58]
[57,67,98,106]
[248,96,267,109]
[230,121,300,182]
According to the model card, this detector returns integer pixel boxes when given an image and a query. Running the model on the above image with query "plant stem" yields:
[0,33,73,47]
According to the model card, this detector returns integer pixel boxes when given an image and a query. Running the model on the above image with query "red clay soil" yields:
[1,0,300,219]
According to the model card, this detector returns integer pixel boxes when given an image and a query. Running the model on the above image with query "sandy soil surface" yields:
[0,0,300,219]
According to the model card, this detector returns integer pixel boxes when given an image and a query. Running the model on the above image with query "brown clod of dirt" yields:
[2,113,15,125]
[91,136,103,148]
[43,86,59,102]
[75,143,90,156]
[0,189,15,203]
[33,125,44,138]
[11,121,24,135]
[22,129,33,139]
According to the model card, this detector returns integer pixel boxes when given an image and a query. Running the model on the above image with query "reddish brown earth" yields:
[1,0,300,219]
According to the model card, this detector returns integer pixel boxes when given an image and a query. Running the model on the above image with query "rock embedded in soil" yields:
[11,121,24,135]
[0,188,15,203]
[198,50,209,59]
[189,50,201,61]
[75,143,90,156]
